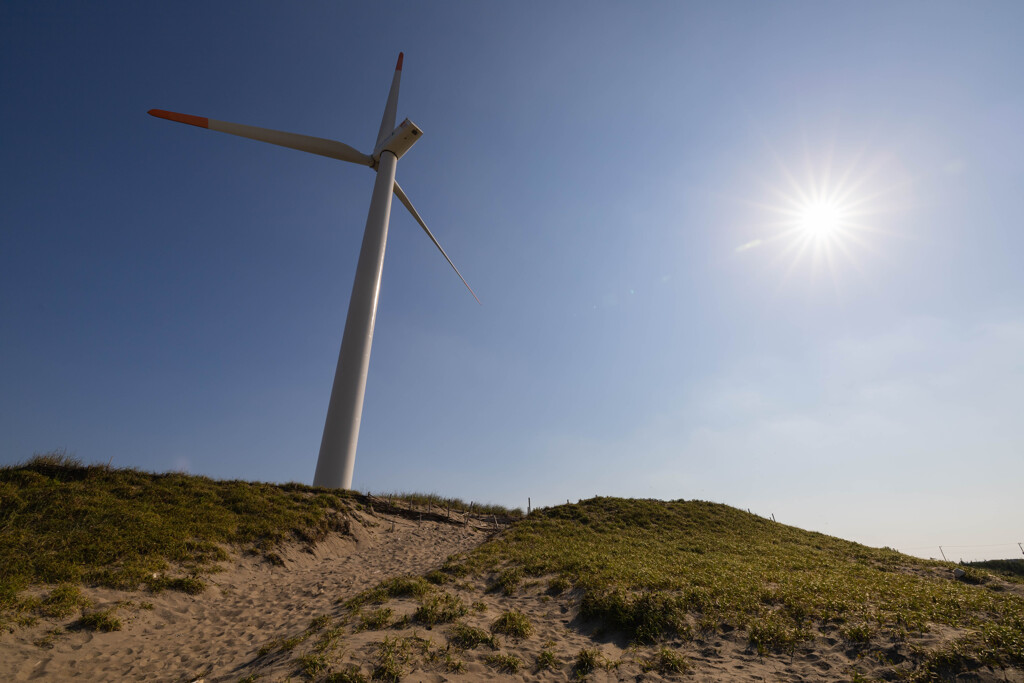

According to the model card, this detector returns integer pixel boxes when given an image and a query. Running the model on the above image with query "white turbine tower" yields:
[149,53,477,490]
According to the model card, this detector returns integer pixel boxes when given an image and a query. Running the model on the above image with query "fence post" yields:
[939,546,947,562]
[528,497,531,515]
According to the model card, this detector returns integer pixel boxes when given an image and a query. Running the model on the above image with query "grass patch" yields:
[423,569,448,585]
[40,584,91,618]
[580,589,691,643]
[966,559,1024,581]
[78,607,121,632]
[0,452,354,622]
[447,622,497,650]
[747,612,809,655]
[413,592,466,626]
[536,644,558,671]
[912,620,1024,680]
[297,652,328,678]
[312,625,345,654]
[490,610,532,639]
[378,492,522,518]
[326,666,368,682]
[344,576,431,609]
[840,621,875,645]
[548,574,572,594]
[488,567,522,595]
[463,496,1024,675]
[308,613,331,631]
[573,647,603,676]
[372,636,410,682]
[641,647,689,675]
[484,652,522,673]
[146,575,206,595]
[358,607,393,631]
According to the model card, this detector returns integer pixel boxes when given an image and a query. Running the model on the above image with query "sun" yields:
[798,200,843,239]
[734,146,897,285]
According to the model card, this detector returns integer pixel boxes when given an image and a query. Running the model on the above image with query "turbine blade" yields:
[393,180,480,304]
[147,109,373,166]
[375,53,403,148]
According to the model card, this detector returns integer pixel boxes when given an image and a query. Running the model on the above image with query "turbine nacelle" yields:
[373,118,423,165]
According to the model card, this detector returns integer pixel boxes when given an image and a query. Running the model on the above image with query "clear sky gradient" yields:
[2,2,1021,561]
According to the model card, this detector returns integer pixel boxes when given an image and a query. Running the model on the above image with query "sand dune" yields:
[2,504,1021,682]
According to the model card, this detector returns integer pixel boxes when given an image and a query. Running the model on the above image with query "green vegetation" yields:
[357,607,393,631]
[40,584,91,618]
[641,647,689,676]
[488,566,522,595]
[3,456,1021,680]
[967,559,1024,580]
[490,610,532,639]
[376,492,522,518]
[78,607,122,632]
[447,622,497,650]
[147,575,206,595]
[535,643,558,671]
[325,666,368,682]
[573,647,604,676]
[484,652,522,673]
[412,592,466,626]
[467,497,1024,675]
[0,452,354,625]
[423,569,448,585]
[372,636,410,682]
[297,652,328,678]
[548,574,572,594]
[343,576,431,610]
[308,614,331,631]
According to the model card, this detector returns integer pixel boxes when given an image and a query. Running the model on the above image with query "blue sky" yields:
[2,2,1022,561]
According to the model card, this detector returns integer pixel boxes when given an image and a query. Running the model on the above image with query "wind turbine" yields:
[149,53,477,490]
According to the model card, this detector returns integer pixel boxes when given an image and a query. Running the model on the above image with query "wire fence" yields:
[897,542,1023,563]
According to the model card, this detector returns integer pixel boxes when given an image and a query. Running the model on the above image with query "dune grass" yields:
[463,497,1024,676]
[0,452,355,626]
[374,491,522,518]
[967,559,1024,581]
[3,456,1021,679]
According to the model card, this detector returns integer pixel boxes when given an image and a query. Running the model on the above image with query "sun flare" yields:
[736,146,897,284]
[798,201,843,238]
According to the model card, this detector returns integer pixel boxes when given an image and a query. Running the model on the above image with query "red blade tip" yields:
[396,52,404,71]
[148,109,209,129]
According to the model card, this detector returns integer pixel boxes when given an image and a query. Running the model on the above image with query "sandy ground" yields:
[2,505,1022,682]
